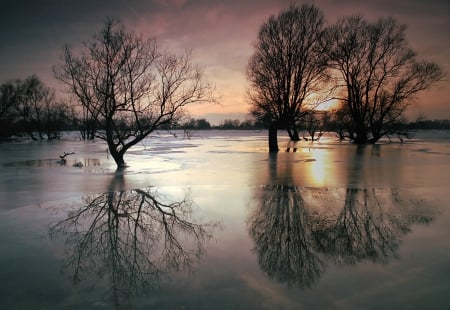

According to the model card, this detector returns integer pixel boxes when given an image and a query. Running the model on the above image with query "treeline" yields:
[178,118,259,130]
[0,75,75,141]
[1,75,448,142]
[402,119,450,130]
[175,116,450,132]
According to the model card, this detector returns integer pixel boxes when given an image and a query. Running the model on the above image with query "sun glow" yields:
[316,99,340,111]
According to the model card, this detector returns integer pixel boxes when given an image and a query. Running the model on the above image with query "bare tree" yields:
[7,75,66,140]
[54,18,215,168]
[299,110,327,141]
[1,77,66,140]
[326,16,444,144]
[247,4,330,152]
[0,81,18,139]
[42,98,72,140]
[14,75,47,140]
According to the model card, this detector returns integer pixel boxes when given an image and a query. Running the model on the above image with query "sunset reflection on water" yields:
[1,131,449,309]
[257,146,346,188]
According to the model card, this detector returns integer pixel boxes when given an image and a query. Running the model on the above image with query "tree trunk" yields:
[108,144,126,169]
[353,122,369,144]
[287,127,300,141]
[269,122,279,153]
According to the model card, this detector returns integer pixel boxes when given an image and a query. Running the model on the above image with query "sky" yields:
[1,0,449,124]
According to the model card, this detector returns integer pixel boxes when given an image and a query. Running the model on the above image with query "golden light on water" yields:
[302,148,332,187]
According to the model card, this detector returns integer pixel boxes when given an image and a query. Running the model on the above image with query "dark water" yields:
[0,130,449,309]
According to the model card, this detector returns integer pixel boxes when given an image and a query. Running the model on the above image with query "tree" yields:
[0,75,69,140]
[14,75,50,140]
[247,4,330,152]
[41,98,72,140]
[326,16,444,144]
[55,18,215,168]
[0,81,17,139]
[299,110,328,141]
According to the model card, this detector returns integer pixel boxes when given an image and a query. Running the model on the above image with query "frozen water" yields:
[0,130,449,309]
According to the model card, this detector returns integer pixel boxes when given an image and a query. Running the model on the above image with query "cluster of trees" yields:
[0,75,73,140]
[404,118,450,130]
[2,19,216,169]
[179,117,257,130]
[1,4,446,167]
[247,4,445,151]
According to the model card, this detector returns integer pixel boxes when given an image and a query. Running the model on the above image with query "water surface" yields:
[0,130,449,309]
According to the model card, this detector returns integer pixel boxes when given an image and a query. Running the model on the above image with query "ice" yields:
[0,129,449,309]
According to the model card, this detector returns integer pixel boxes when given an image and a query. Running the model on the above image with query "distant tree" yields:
[14,75,48,140]
[55,18,215,168]
[195,118,211,129]
[405,118,450,130]
[0,82,15,119]
[42,99,72,140]
[219,119,241,129]
[180,117,211,130]
[0,81,18,139]
[1,75,68,140]
[247,4,330,152]
[325,16,445,144]
[299,111,328,141]
[327,104,354,140]
[239,118,257,129]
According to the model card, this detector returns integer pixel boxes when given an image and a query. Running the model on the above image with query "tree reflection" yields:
[249,184,325,288]
[313,188,433,265]
[249,151,435,289]
[49,174,213,307]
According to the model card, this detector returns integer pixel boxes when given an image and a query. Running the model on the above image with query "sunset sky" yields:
[1,0,449,124]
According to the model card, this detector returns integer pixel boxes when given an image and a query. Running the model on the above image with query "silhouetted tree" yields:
[55,18,215,168]
[182,117,211,130]
[49,173,213,307]
[247,3,330,152]
[326,16,444,144]
[15,75,54,140]
[219,119,241,129]
[0,75,69,140]
[327,104,354,140]
[299,110,327,141]
[40,99,71,140]
[0,81,18,139]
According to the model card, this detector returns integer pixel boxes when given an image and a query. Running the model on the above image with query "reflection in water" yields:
[304,149,330,187]
[249,149,435,289]
[249,184,324,288]
[49,174,213,307]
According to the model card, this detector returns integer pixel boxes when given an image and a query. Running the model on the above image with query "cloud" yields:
[1,0,448,119]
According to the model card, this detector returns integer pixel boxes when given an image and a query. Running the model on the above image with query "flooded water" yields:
[0,130,449,309]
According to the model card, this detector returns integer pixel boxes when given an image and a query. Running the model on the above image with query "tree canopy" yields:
[325,16,444,143]
[248,6,445,149]
[247,3,330,152]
